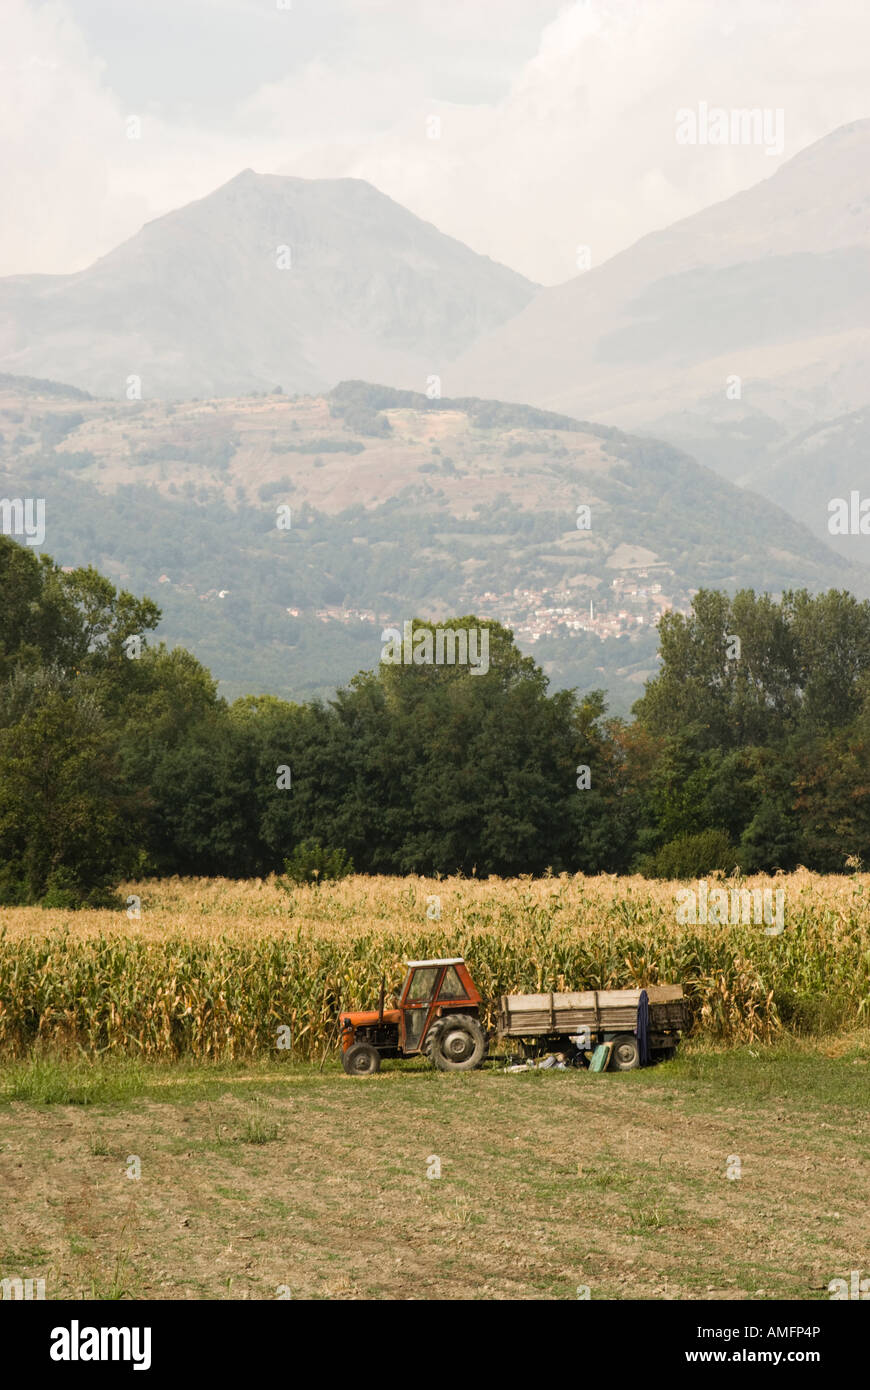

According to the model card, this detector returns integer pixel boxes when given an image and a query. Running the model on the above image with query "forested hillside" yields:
[4,535,870,905]
[3,376,866,716]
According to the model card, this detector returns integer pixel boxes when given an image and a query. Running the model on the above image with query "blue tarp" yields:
[637,988,650,1065]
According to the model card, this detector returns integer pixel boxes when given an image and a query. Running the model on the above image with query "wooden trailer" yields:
[497,983,689,1070]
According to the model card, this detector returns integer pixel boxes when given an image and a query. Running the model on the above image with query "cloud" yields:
[2,0,870,281]
[317,0,870,282]
[0,0,271,273]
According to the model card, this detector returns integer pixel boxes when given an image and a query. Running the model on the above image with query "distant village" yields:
[471,570,695,643]
[288,565,696,642]
[160,565,696,642]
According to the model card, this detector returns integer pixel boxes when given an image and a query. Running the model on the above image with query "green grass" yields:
[1,1055,149,1106]
[663,1040,870,1112]
[240,1115,280,1145]
[2,1039,868,1113]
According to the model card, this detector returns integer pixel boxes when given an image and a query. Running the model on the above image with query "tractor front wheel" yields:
[341,1042,382,1076]
[425,1014,487,1072]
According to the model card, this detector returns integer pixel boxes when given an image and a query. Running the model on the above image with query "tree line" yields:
[3,535,870,905]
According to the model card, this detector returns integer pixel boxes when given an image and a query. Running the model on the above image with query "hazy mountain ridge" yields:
[0,172,537,400]
[748,407,870,559]
[452,119,870,517]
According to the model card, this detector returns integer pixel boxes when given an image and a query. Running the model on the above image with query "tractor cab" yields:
[398,958,480,1052]
[340,957,487,1075]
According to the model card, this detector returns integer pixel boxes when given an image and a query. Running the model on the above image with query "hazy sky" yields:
[3,0,870,283]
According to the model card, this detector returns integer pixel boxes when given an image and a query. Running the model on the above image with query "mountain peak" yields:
[0,171,536,399]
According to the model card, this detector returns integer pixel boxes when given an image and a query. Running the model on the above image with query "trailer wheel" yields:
[341,1042,382,1076]
[609,1034,640,1071]
[425,1015,487,1071]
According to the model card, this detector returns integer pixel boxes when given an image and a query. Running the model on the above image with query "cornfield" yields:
[0,871,868,1059]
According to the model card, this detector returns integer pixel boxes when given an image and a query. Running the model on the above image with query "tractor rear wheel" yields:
[341,1042,382,1076]
[425,1014,487,1071]
[609,1033,640,1071]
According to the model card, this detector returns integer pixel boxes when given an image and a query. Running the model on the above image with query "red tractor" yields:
[340,957,488,1075]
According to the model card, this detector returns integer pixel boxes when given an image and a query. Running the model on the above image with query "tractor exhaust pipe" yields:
[377,973,385,1026]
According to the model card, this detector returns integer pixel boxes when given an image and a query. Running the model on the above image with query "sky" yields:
[3,0,870,284]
